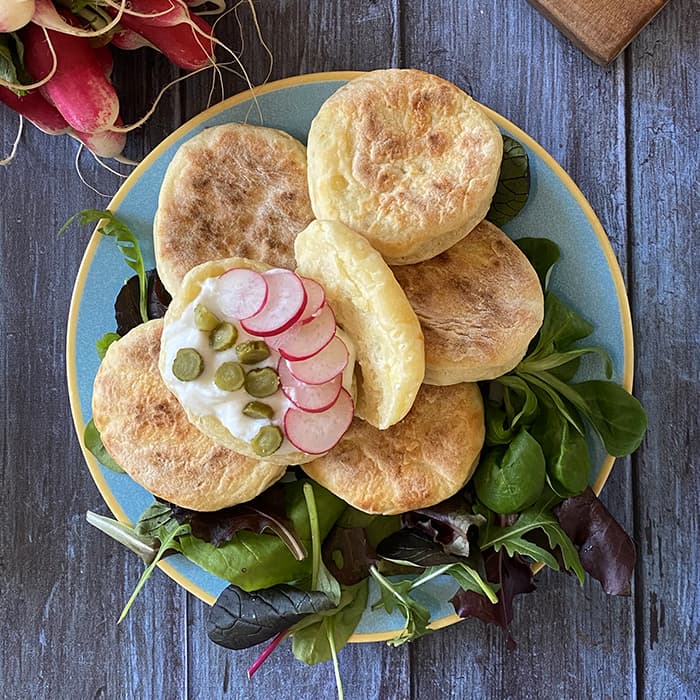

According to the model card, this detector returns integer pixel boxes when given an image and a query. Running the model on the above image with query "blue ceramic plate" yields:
[67,72,634,642]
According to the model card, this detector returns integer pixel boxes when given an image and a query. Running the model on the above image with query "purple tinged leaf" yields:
[171,485,307,561]
[322,526,377,585]
[450,551,535,650]
[115,269,172,336]
[554,487,636,595]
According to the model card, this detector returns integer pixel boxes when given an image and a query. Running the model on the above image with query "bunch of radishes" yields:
[219,267,355,455]
[0,0,219,158]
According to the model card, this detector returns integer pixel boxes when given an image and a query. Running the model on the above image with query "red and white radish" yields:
[0,85,69,134]
[269,304,336,361]
[111,27,155,51]
[72,117,126,158]
[298,276,325,322]
[287,335,349,385]
[0,0,35,32]
[218,268,268,320]
[278,359,342,413]
[284,388,354,454]
[241,269,307,337]
[110,0,215,70]
[22,18,121,134]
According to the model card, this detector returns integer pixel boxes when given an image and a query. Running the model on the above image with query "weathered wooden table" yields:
[1,2,697,698]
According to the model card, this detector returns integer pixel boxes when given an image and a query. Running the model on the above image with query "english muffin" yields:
[154,123,314,295]
[159,257,356,466]
[306,69,503,264]
[92,320,286,511]
[392,220,544,384]
[294,220,424,429]
[302,383,485,515]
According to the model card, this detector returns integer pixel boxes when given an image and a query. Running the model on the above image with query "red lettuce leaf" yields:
[554,487,636,595]
[450,550,535,650]
[115,269,171,336]
[322,526,378,585]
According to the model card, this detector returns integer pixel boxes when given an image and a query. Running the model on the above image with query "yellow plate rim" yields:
[66,70,634,645]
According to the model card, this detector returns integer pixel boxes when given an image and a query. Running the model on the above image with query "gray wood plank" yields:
[0,62,189,700]
[402,2,637,698]
[627,1,700,697]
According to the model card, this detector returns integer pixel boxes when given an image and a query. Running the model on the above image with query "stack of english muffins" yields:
[93,69,543,516]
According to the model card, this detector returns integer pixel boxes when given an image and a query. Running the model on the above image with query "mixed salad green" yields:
[69,135,647,699]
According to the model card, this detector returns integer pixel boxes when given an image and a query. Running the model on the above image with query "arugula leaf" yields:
[206,583,335,650]
[486,135,530,227]
[479,499,585,584]
[59,209,149,324]
[96,332,120,359]
[370,565,431,646]
[83,418,125,473]
[118,519,189,622]
[444,563,498,603]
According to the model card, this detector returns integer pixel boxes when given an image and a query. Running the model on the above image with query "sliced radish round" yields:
[284,388,354,454]
[241,269,307,337]
[274,304,336,361]
[287,335,349,385]
[217,268,268,320]
[298,277,326,321]
[278,358,342,413]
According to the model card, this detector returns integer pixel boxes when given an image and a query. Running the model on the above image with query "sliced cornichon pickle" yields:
[245,367,280,397]
[173,348,204,381]
[210,322,238,351]
[214,362,245,391]
[195,304,220,331]
[242,401,275,420]
[251,425,283,456]
[236,340,271,364]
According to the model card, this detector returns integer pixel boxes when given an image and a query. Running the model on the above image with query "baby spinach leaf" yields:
[479,499,585,583]
[473,430,546,514]
[369,566,431,646]
[529,292,594,359]
[59,209,149,324]
[290,580,369,665]
[450,551,535,650]
[96,332,120,360]
[179,480,345,591]
[171,484,307,561]
[486,135,530,227]
[530,398,591,497]
[83,418,125,473]
[514,237,560,290]
[555,488,636,595]
[206,583,335,650]
[567,380,648,456]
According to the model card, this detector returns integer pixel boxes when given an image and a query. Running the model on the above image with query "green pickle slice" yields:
[194,304,220,331]
[236,340,271,364]
[245,367,279,397]
[251,425,283,457]
[214,362,245,391]
[242,401,275,419]
[210,322,238,351]
[172,348,204,381]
